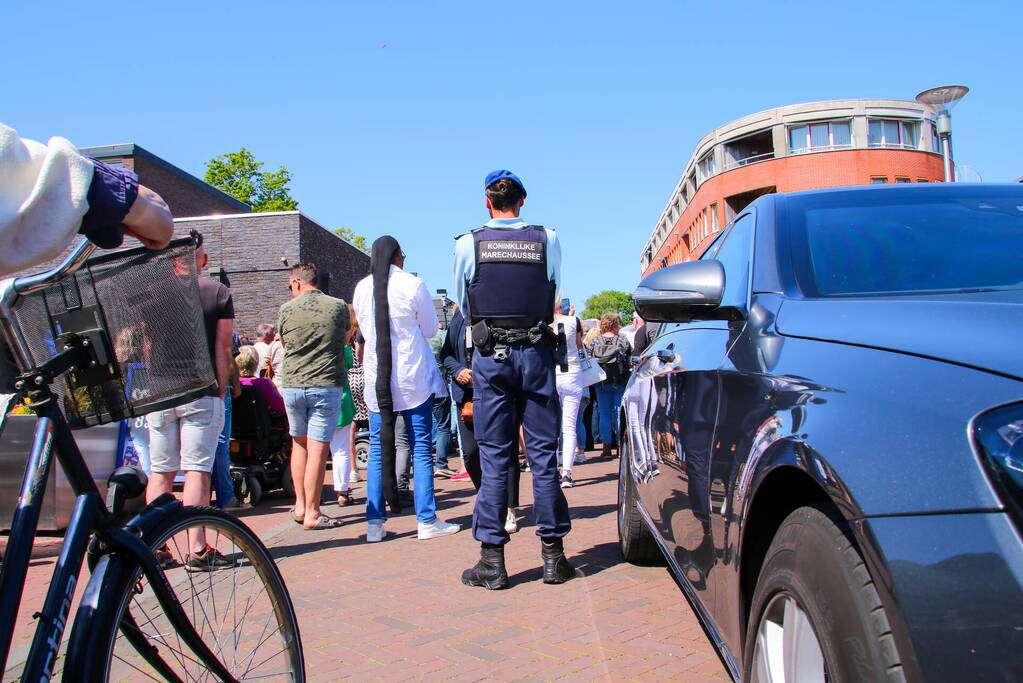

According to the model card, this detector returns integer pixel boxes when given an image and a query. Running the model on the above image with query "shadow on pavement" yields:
[268,529,419,560]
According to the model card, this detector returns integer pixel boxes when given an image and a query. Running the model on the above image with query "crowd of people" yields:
[0,127,642,587]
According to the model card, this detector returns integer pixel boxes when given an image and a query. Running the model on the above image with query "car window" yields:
[711,213,753,309]
[784,186,1023,296]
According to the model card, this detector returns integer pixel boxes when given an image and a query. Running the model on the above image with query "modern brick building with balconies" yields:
[641,99,947,275]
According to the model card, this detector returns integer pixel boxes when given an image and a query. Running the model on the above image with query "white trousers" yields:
[556,372,583,475]
[330,426,351,492]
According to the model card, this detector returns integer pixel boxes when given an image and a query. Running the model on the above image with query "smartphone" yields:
[560,297,571,315]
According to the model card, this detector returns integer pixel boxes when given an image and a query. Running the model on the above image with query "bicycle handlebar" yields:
[13,239,97,296]
[1,238,97,374]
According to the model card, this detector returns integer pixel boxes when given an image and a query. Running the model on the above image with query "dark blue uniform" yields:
[465,224,571,545]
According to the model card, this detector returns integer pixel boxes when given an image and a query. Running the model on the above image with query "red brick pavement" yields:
[3,449,729,681]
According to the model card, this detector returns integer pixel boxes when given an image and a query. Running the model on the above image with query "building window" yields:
[868,119,918,149]
[870,176,887,184]
[917,178,930,183]
[710,203,719,232]
[895,177,911,183]
[930,122,941,153]
[788,120,852,154]
[697,153,716,183]
[723,129,775,170]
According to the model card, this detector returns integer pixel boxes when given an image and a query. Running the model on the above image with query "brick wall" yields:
[298,215,369,303]
[175,212,369,339]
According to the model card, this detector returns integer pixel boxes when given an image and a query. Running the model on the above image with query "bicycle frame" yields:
[0,243,241,682]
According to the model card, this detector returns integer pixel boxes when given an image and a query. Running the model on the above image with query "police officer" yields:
[455,170,573,590]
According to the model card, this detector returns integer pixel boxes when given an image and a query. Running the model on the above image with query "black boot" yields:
[541,538,575,584]
[462,543,509,590]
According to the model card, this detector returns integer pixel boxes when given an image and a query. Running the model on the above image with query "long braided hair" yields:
[371,235,401,511]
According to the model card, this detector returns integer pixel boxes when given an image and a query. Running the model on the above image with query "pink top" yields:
[240,376,285,414]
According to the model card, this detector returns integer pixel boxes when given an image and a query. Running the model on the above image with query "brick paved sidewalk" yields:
[258,449,728,682]
[2,448,728,681]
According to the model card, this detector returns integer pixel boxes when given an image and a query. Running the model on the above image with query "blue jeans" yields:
[213,392,233,507]
[432,391,453,469]
[595,383,626,446]
[367,397,437,523]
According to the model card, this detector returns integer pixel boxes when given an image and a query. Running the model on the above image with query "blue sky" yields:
[5,1,1020,308]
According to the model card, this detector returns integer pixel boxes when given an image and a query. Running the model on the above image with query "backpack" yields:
[590,335,630,386]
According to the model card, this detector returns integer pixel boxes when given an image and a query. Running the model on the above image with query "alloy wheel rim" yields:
[751,592,828,683]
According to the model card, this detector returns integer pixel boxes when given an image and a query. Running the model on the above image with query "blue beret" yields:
[484,169,526,196]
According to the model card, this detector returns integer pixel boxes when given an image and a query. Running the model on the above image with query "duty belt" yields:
[490,325,549,346]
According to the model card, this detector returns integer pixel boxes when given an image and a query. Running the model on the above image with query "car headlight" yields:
[973,402,1023,523]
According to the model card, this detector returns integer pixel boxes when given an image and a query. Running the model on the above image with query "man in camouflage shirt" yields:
[278,263,350,529]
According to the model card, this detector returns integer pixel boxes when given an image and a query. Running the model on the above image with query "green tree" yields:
[581,290,634,325]
[204,148,298,212]
[333,227,370,254]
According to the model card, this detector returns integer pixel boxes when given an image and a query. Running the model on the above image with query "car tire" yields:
[618,436,662,565]
[743,503,905,683]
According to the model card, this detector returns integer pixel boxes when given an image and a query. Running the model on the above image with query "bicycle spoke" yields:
[112,652,168,681]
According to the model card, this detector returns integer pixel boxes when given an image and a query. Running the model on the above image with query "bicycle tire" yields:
[94,506,304,682]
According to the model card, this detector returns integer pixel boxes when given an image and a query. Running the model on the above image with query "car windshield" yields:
[784,186,1023,297]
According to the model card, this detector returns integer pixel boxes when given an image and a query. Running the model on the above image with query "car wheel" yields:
[744,504,904,682]
[618,435,662,564]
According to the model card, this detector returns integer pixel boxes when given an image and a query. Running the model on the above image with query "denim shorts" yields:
[283,387,342,443]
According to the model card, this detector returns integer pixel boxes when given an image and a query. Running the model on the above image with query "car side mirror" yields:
[632,260,725,323]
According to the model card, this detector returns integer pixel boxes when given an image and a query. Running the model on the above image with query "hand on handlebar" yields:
[122,185,173,250]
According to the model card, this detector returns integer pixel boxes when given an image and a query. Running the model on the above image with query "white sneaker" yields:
[349,470,360,484]
[366,521,385,542]
[574,453,586,466]
[505,509,518,534]
[417,517,461,540]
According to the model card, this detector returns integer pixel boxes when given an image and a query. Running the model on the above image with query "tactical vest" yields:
[467,225,555,328]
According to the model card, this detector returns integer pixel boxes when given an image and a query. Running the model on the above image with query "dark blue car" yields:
[619,184,1023,682]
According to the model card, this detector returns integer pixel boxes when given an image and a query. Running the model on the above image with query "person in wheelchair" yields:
[236,346,285,415]
[230,346,290,504]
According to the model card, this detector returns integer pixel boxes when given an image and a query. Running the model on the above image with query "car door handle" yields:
[656,350,674,362]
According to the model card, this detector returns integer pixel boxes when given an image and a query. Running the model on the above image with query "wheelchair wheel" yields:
[281,465,295,497]
[245,474,263,506]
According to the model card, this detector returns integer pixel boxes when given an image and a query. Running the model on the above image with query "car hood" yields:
[774,290,1023,381]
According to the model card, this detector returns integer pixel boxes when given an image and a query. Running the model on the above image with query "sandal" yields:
[292,510,304,525]
[303,515,345,531]
[337,492,357,506]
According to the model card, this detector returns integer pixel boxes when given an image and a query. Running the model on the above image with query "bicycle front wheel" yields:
[102,506,304,682]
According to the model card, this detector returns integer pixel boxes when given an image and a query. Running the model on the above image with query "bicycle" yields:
[0,236,305,681]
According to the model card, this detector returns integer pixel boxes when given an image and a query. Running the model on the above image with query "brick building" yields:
[174,212,369,337]
[641,99,947,275]
[74,143,371,336]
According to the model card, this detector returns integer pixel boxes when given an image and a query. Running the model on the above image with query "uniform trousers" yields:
[472,342,570,545]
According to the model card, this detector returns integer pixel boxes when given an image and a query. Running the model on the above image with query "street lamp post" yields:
[916,85,969,182]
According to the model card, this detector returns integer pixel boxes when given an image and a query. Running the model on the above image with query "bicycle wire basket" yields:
[5,236,216,429]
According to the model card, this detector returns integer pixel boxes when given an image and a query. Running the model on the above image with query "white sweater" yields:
[0,123,94,277]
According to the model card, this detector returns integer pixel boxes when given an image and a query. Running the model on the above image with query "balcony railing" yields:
[788,143,854,155]
[722,152,775,171]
